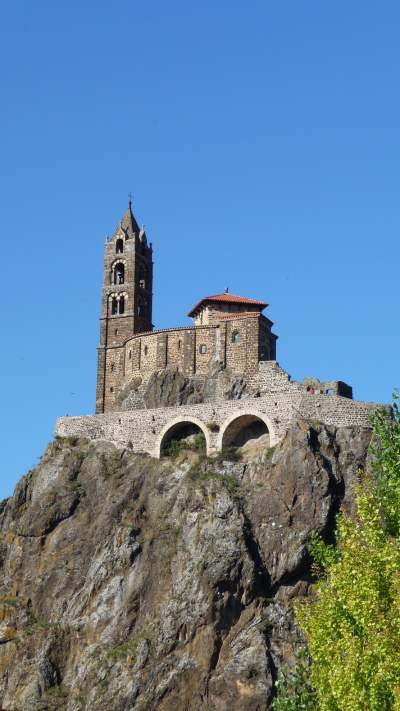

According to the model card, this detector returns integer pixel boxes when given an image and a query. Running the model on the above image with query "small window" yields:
[178,339,182,350]
[139,279,146,289]
[114,328,118,335]
[111,297,118,315]
[199,344,207,354]
[128,350,132,360]
[119,296,125,314]
[110,387,114,393]
[110,363,115,372]
[114,263,125,285]
[116,238,124,254]
[232,331,241,344]
[144,345,148,356]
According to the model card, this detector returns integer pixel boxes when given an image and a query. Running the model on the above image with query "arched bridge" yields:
[55,391,377,458]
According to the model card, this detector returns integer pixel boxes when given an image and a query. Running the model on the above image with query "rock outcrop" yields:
[118,364,253,411]
[0,421,372,710]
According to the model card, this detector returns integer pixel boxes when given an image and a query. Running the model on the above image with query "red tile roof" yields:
[188,293,267,318]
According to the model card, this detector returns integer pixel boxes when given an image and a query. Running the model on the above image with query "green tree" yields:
[295,394,400,711]
[273,648,317,711]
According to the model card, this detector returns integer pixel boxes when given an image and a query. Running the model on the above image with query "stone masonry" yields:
[56,200,384,457]
[95,201,279,414]
[56,361,381,458]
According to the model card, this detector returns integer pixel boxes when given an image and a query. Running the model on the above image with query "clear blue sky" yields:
[1,1,399,500]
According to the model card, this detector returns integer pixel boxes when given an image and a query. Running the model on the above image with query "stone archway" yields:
[218,410,278,452]
[155,416,211,458]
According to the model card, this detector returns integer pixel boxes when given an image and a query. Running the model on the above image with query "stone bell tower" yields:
[95,199,153,413]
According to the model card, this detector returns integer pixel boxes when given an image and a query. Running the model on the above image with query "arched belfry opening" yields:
[221,414,270,450]
[114,263,125,285]
[157,418,210,458]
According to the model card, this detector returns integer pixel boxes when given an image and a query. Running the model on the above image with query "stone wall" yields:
[56,388,381,459]
[99,314,278,413]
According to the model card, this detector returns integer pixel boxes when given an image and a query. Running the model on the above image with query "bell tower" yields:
[95,199,153,413]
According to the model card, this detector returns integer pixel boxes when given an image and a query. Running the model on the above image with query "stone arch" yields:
[110,259,126,285]
[155,416,211,458]
[109,291,128,315]
[218,410,278,450]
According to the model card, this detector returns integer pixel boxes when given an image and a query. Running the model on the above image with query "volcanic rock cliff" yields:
[0,421,372,711]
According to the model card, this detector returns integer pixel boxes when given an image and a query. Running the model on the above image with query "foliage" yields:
[295,394,400,711]
[163,432,206,458]
[273,648,317,711]
[213,446,242,463]
[187,459,240,496]
[100,450,123,478]
[369,393,400,537]
[206,421,220,432]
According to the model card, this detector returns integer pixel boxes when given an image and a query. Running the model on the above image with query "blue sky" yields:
[1,1,399,499]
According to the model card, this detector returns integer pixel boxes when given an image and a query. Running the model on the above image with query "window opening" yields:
[232,331,241,344]
[119,296,125,314]
[111,297,118,315]
[114,263,125,285]
[116,238,123,254]
[199,344,207,354]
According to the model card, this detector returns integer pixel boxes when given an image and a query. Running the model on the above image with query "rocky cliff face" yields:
[0,422,372,711]
[118,364,252,411]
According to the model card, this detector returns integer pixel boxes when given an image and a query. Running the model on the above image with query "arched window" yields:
[232,331,241,344]
[110,293,126,315]
[199,344,207,354]
[114,263,125,285]
[116,238,124,254]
